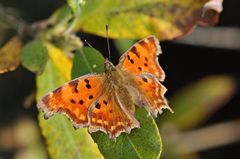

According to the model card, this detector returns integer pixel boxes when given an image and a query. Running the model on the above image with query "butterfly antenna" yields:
[84,39,94,49]
[106,24,111,61]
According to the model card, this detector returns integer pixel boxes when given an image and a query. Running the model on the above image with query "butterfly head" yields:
[104,58,116,72]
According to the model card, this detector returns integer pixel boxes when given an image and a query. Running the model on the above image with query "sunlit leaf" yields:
[21,40,48,75]
[0,37,22,74]
[67,0,81,13]
[45,42,72,80]
[159,76,236,130]
[71,47,105,79]
[72,47,162,159]
[37,59,103,159]
[72,0,222,40]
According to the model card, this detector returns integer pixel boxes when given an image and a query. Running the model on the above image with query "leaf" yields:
[45,42,72,80]
[0,37,22,74]
[158,76,236,130]
[114,39,136,55]
[73,0,223,40]
[199,0,224,26]
[71,47,105,79]
[71,47,162,159]
[92,108,162,159]
[50,5,72,25]
[37,59,103,159]
[21,40,48,75]
[67,0,81,13]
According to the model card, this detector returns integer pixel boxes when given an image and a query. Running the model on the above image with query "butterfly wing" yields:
[38,73,139,138]
[37,73,104,128]
[117,35,165,81]
[88,87,139,138]
[116,35,172,116]
[127,73,173,117]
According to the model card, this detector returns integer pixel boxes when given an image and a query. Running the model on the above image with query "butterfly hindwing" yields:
[117,36,165,81]
[88,88,139,138]
[37,73,104,128]
[127,73,173,117]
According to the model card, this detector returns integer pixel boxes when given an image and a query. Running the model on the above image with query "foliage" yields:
[21,40,48,75]
[0,37,22,74]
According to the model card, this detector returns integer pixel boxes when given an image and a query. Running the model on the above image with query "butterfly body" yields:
[38,35,172,138]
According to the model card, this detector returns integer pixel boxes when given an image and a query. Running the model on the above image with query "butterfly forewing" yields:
[117,36,165,81]
[37,74,104,128]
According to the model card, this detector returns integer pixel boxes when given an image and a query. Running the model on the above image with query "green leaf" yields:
[21,40,48,75]
[50,5,72,25]
[71,47,105,79]
[71,47,162,159]
[114,39,136,55]
[92,108,162,159]
[74,0,215,40]
[67,0,81,13]
[159,75,236,130]
[37,59,103,159]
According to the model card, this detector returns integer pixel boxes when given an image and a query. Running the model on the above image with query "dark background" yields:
[0,0,239,159]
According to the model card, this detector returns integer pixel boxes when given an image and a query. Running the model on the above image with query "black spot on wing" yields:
[142,77,148,83]
[103,100,108,105]
[89,95,93,99]
[70,99,76,104]
[145,57,148,62]
[130,59,134,64]
[131,46,140,58]
[86,84,91,89]
[69,80,78,93]
[79,99,84,105]
[84,79,90,83]
[95,102,101,109]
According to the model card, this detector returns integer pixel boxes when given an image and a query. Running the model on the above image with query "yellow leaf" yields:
[45,42,72,80]
[0,37,22,74]
[71,0,223,40]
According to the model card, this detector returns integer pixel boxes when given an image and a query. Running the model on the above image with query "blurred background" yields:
[0,0,239,159]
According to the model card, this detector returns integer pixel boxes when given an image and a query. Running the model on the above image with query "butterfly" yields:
[37,35,173,138]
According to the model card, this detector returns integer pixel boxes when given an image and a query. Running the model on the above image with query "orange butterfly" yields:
[37,35,173,138]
